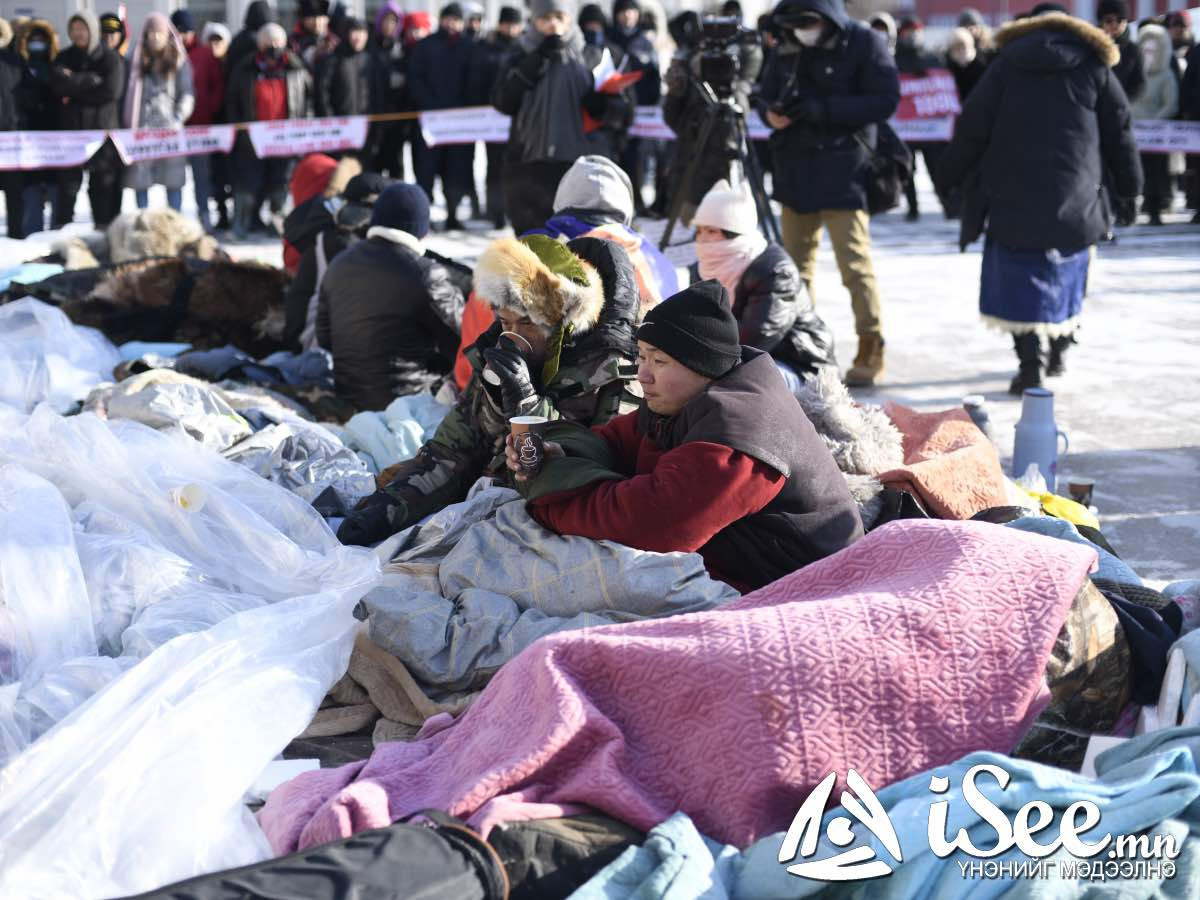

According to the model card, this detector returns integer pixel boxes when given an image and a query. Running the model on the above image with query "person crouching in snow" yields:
[690,178,837,392]
[338,234,641,546]
[508,280,863,592]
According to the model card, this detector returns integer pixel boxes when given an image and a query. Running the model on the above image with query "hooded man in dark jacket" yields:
[406,4,475,230]
[227,0,277,74]
[315,16,373,118]
[936,11,1141,393]
[757,0,899,389]
[492,0,615,233]
[509,280,863,592]
[7,20,59,237]
[226,23,314,239]
[1097,0,1145,101]
[341,234,642,546]
[50,10,125,228]
[318,183,464,413]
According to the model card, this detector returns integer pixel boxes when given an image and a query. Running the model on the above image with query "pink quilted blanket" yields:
[259,520,1096,854]
[876,402,1010,519]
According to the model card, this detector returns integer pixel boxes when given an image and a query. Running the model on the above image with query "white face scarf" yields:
[696,232,769,301]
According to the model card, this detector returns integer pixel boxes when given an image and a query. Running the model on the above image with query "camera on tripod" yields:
[669,12,759,98]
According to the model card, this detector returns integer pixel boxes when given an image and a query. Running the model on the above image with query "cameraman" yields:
[662,13,762,225]
[757,0,898,387]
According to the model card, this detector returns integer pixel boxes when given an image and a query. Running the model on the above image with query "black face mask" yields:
[583,28,605,47]
[264,46,284,60]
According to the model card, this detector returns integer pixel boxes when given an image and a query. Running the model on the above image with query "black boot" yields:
[1046,335,1073,377]
[1008,333,1043,395]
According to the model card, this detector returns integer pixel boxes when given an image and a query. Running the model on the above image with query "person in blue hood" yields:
[757,0,899,388]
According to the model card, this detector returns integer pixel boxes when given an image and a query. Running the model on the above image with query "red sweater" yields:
[529,412,784,589]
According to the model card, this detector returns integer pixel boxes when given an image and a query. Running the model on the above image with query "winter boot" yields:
[1008,333,1043,395]
[1046,335,1072,377]
[266,187,288,237]
[215,200,231,232]
[844,335,886,387]
[232,192,255,241]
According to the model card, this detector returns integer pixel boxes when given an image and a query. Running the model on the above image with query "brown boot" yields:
[845,334,885,387]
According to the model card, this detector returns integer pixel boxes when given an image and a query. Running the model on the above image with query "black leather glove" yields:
[538,33,566,57]
[581,90,609,118]
[337,492,403,546]
[482,345,538,416]
[1115,197,1137,228]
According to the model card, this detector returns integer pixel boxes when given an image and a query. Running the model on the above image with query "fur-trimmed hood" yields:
[474,238,606,335]
[15,19,60,61]
[1136,23,1172,76]
[995,12,1119,69]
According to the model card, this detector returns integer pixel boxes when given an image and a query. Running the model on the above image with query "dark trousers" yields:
[1140,152,1172,215]
[903,143,948,215]
[234,135,293,193]
[413,132,473,218]
[56,140,124,228]
[2,172,26,238]
[485,141,506,224]
[503,159,572,236]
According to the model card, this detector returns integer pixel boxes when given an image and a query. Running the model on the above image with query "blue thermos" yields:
[1012,387,1069,489]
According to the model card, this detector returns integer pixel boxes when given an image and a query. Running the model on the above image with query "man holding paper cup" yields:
[338,234,641,546]
[505,280,862,591]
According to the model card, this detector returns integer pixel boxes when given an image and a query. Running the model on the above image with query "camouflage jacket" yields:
[378,239,641,534]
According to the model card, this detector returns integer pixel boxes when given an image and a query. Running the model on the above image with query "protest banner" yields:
[0,130,108,171]
[418,107,512,147]
[110,126,237,166]
[246,117,368,158]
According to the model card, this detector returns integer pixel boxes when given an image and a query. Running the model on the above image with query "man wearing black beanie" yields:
[508,280,863,592]
[1097,0,1145,100]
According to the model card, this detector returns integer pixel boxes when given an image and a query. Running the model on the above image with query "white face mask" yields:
[794,26,823,47]
[949,46,975,66]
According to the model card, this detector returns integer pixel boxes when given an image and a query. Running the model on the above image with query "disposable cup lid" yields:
[510,415,548,425]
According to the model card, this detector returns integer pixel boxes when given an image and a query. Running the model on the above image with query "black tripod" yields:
[659,80,781,250]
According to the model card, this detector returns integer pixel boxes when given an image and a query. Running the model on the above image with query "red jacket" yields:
[529,412,783,590]
[187,44,225,126]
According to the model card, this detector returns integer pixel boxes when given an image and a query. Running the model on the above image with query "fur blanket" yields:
[53,209,224,270]
[53,258,289,357]
[791,366,905,525]
[259,520,1097,854]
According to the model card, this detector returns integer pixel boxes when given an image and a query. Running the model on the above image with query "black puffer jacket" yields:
[50,12,123,131]
[936,14,1142,252]
[317,233,464,412]
[1111,26,1146,102]
[316,44,375,117]
[733,244,836,378]
[282,197,367,351]
[226,50,313,123]
[406,29,472,111]
[756,0,900,213]
[227,0,276,75]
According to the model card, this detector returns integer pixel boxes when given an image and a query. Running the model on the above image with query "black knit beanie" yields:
[1095,0,1127,19]
[636,280,741,379]
[370,183,430,238]
[499,6,522,24]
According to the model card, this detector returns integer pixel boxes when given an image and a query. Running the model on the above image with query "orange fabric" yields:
[875,403,1009,519]
[580,224,661,314]
[290,154,338,206]
[454,292,495,391]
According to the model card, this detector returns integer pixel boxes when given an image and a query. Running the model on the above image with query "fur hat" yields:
[0,18,14,50]
[474,235,605,334]
[693,179,758,236]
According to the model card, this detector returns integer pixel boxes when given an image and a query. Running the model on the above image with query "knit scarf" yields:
[695,233,768,302]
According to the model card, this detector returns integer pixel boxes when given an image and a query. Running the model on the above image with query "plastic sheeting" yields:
[224,421,378,512]
[0,404,380,897]
[0,298,121,413]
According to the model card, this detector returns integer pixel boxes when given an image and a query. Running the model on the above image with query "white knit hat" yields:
[692,179,758,236]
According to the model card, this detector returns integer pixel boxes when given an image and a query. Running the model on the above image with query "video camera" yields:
[668,12,759,98]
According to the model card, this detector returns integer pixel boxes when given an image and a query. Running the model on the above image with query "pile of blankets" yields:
[260,520,1098,853]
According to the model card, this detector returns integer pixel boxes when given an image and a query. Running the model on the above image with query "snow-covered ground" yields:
[2,162,1196,584]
